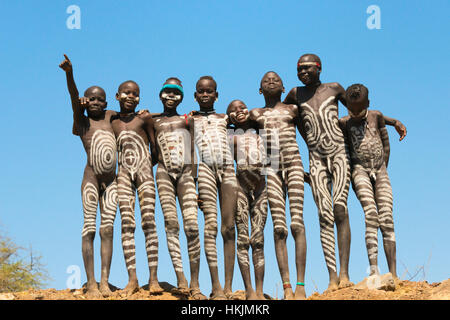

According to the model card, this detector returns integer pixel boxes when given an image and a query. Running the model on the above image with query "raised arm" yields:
[377,112,391,168]
[383,115,407,141]
[59,54,85,135]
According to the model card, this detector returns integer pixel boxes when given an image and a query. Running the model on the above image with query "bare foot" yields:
[283,287,295,300]
[121,279,139,297]
[99,281,113,297]
[189,288,207,300]
[209,289,227,300]
[148,281,164,295]
[294,285,306,300]
[324,280,339,293]
[338,277,354,289]
[224,288,233,299]
[246,290,258,300]
[256,293,267,300]
[85,282,102,299]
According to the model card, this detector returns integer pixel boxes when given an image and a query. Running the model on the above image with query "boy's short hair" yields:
[118,80,139,92]
[346,83,369,102]
[165,77,182,86]
[197,75,217,90]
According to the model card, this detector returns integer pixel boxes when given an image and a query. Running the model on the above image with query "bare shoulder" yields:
[327,82,345,91]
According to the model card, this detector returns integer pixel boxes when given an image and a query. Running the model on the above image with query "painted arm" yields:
[333,82,348,108]
[283,87,297,105]
[59,54,85,136]
[143,113,158,166]
[188,114,198,182]
[383,115,407,141]
[378,112,391,168]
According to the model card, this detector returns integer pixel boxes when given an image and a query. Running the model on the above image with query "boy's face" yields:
[347,99,369,118]
[85,87,107,117]
[116,82,140,113]
[297,64,320,85]
[195,79,217,109]
[260,72,284,96]
[160,79,183,110]
[227,100,249,125]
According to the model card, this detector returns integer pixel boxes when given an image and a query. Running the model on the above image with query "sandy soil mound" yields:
[1,279,448,300]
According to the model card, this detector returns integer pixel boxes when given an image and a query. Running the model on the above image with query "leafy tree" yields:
[0,233,50,292]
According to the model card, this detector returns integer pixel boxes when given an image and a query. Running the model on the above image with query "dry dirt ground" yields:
[1,278,449,300]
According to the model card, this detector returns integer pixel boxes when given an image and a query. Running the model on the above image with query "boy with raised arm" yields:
[340,84,401,278]
[249,71,307,300]
[227,100,268,300]
[151,77,205,299]
[111,80,162,295]
[59,54,117,297]
[284,53,406,291]
[190,76,238,300]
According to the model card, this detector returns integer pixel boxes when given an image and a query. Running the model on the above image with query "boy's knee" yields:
[221,224,235,240]
[237,238,250,251]
[250,236,264,251]
[273,227,288,241]
[100,226,114,239]
[290,223,305,237]
[333,205,348,223]
[82,230,96,241]
[165,219,180,233]
[184,224,199,239]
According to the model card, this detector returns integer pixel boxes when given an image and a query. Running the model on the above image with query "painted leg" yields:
[286,157,307,299]
[177,169,203,298]
[352,167,380,275]
[235,187,256,300]
[198,163,225,299]
[250,188,268,300]
[137,174,162,294]
[375,167,397,278]
[218,167,237,298]
[81,179,101,297]
[267,170,293,300]
[99,180,118,296]
[332,153,352,288]
[156,166,188,291]
[117,170,139,295]
[310,158,338,291]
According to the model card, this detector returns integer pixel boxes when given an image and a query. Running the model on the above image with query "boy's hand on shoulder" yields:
[137,109,149,116]
[59,54,72,73]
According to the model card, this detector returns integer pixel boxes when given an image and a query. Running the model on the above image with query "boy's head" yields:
[227,100,249,126]
[194,76,218,109]
[84,86,107,117]
[346,84,370,118]
[160,77,184,110]
[259,71,284,97]
[116,80,140,113]
[297,54,322,85]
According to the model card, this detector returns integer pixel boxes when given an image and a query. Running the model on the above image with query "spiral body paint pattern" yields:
[348,118,395,268]
[89,130,117,175]
[116,130,157,272]
[233,132,268,272]
[299,93,350,273]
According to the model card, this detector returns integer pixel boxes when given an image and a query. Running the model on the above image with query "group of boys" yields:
[59,52,406,300]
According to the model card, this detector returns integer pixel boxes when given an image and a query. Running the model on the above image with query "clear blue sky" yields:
[0,0,448,297]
